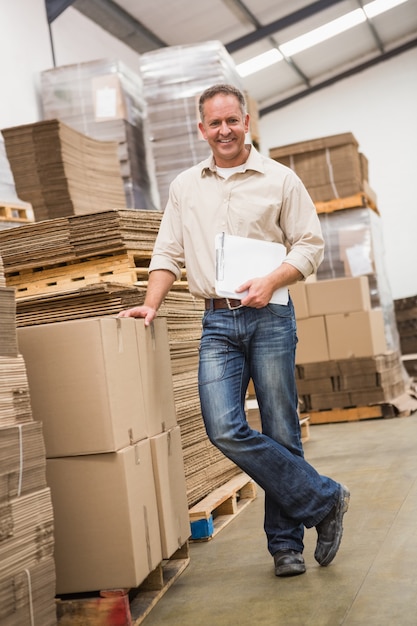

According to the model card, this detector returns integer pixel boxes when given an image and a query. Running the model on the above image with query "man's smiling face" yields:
[198,93,250,168]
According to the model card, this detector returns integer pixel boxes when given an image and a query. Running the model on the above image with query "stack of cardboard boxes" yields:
[290,276,405,412]
[41,59,160,211]
[269,132,374,204]
[139,41,246,208]
[17,316,190,594]
[0,254,56,626]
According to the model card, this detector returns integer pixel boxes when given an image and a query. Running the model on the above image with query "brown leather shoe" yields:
[315,484,350,566]
[274,550,306,577]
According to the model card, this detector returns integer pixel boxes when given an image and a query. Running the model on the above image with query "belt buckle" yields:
[226,297,243,310]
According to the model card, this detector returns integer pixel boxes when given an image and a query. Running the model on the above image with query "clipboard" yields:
[215,233,289,305]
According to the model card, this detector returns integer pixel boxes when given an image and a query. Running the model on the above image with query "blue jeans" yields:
[198,298,340,555]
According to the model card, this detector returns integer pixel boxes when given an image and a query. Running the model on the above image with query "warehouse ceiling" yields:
[69,0,417,116]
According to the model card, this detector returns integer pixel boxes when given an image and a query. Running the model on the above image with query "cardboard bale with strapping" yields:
[269,132,370,203]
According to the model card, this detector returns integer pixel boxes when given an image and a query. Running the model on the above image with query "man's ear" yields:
[244,114,250,134]
[198,121,207,140]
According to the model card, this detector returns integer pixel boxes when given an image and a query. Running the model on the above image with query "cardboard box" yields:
[306,276,371,317]
[135,319,177,437]
[150,426,190,558]
[296,317,329,364]
[269,132,368,203]
[325,310,387,360]
[17,318,147,456]
[289,281,309,319]
[46,439,162,594]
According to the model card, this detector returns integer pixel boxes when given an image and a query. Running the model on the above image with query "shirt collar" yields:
[200,144,265,177]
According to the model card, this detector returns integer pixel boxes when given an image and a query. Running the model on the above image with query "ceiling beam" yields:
[225,0,347,53]
[73,0,166,53]
[259,37,417,116]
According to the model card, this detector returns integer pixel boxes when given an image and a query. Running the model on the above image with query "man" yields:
[118,83,349,577]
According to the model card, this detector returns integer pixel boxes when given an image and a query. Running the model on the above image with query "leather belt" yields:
[205,298,242,310]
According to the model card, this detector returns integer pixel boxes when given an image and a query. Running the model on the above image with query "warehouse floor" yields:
[142,410,417,626]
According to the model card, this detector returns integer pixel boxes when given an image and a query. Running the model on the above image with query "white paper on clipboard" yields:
[215,233,289,305]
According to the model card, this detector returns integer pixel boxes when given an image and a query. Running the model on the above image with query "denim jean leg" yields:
[250,301,305,554]
[198,305,340,547]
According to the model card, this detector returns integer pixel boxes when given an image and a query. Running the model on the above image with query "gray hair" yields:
[198,84,247,121]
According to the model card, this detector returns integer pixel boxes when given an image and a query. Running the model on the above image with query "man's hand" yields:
[236,277,274,308]
[117,305,157,327]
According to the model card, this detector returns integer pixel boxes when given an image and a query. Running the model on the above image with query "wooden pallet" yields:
[56,543,189,626]
[302,397,415,425]
[314,191,378,214]
[4,249,191,297]
[0,202,33,222]
[6,253,148,297]
[188,473,257,541]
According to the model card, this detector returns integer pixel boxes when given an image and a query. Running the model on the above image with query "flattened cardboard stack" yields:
[394,295,417,378]
[0,209,162,294]
[41,59,159,211]
[0,131,33,230]
[0,254,56,626]
[18,317,190,594]
[140,41,246,208]
[2,119,126,221]
[270,132,372,204]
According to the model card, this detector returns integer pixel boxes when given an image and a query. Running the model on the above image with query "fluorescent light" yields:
[364,0,409,19]
[280,9,365,57]
[236,0,410,77]
[236,48,283,77]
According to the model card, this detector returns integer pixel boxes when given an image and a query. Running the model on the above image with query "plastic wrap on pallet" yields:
[139,41,247,209]
[317,207,400,352]
[0,132,34,229]
[0,132,18,203]
[40,59,160,211]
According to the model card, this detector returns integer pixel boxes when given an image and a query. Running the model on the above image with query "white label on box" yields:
[95,87,117,119]
[345,244,373,276]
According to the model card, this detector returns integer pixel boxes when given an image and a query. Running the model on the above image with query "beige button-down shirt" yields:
[149,145,324,299]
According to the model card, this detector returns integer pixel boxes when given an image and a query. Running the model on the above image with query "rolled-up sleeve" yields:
[148,183,185,281]
[279,172,324,278]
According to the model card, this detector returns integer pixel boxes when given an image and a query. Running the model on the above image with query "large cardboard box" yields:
[325,310,387,360]
[306,276,371,317]
[46,439,162,594]
[296,317,329,364]
[135,319,177,437]
[289,281,309,319]
[150,426,190,558]
[17,318,147,457]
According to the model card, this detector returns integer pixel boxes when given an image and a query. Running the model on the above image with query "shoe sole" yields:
[315,485,350,567]
[275,563,306,577]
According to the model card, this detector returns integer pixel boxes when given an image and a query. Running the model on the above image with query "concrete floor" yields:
[143,412,417,626]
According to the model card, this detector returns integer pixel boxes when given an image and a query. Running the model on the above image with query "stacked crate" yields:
[41,59,160,211]
[270,133,415,420]
[290,277,409,420]
[0,253,56,626]
[139,41,246,208]
[17,316,190,595]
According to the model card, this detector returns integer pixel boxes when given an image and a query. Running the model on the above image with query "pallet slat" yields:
[56,544,189,626]
[314,191,378,214]
[188,473,257,541]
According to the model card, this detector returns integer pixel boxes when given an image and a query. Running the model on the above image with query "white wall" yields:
[1,0,415,298]
[0,0,53,127]
[260,49,417,300]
